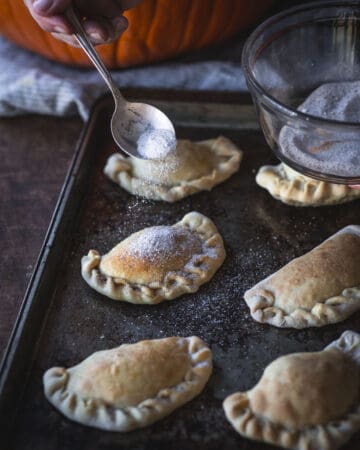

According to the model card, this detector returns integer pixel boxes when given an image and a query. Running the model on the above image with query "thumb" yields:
[31,0,72,16]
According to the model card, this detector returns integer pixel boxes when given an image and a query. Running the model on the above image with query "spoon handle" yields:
[65,7,125,103]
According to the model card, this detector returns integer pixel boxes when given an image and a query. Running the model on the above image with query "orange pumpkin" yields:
[0,0,274,68]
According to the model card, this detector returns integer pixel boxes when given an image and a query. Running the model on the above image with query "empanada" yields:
[244,225,360,328]
[223,331,360,450]
[44,336,212,431]
[256,163,360,206]
[81,212,225,304]
[104,136,242,202]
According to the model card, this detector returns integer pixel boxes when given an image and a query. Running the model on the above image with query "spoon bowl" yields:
[66,7,176,160]
[111,99,176,159]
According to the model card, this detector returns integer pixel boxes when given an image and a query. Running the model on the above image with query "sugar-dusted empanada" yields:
[223,331,360,450]
[256,163,360,206]
[81,212,225,304]
[104,136,242,202]
[44,336,212,431]
[244,225,360,328]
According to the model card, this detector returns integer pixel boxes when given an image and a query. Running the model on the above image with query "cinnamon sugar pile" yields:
[280,80,360,177]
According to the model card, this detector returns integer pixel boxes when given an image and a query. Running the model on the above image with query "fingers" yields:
[30,0,126,18]
[29,0,138,16]
[24,0,73,34]
[82,16,128,44]
[24,0,130,46]
[51,15,128,46]
[30,0,72,16]
[108,15,129,41]
[350,185,360,190]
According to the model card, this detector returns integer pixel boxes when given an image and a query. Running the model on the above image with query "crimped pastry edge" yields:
[81,212,225,304]
[44,336,212,432]
[104,136,242,202]
[223,331,360,450]
[256,163,360,207]
[243,225,360,329]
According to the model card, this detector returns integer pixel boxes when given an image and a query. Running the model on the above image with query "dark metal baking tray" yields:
[1,90,359,450]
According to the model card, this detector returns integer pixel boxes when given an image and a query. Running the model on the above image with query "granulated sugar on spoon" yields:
[66,7,177,161]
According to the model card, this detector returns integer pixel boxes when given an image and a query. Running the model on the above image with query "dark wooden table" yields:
[0,115,82,360]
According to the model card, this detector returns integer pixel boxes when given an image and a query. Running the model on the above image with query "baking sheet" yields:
[1,92,360,450]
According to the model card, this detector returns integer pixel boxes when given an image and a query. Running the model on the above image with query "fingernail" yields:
[33,0,53,13]
[53,26,66,34]
[89,32,103,42]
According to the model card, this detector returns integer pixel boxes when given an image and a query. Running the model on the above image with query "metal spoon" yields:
[66,7,176,160]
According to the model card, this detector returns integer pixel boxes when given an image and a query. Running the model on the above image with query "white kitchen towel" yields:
[0,35,247,120]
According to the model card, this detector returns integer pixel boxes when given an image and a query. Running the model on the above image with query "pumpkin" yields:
[0,0,274,68]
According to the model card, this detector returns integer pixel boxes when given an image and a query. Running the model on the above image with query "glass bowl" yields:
[242,0,360,184]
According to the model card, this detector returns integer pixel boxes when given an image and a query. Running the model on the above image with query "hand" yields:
[24,0,142,46]
[350,186,360,190]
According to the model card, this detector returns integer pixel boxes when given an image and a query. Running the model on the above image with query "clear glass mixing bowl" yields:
[242,0,360,184]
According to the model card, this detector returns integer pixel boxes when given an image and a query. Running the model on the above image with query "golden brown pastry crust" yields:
[223,331,360,450]
[104,137,242,202]
[99,226,202,284]
[256,163,360,206]
[81,212,225,304]
[244,226,360,328]
[44,336,212,432]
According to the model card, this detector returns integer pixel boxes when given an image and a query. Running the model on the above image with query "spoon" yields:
[66,7,176,160]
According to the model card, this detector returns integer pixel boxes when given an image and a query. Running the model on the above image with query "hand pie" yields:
[256,163,360,206]
[104,136,242,202]
[223,331,360,450]
[81,212,225,304]
[244,225,360,328]
[44,336,212,431]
